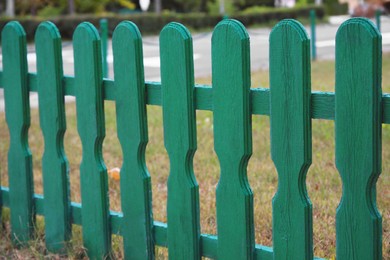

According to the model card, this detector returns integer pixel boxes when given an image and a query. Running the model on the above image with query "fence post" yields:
[376,9,381,32]
[310,9,317,60]
[100,18,108,78]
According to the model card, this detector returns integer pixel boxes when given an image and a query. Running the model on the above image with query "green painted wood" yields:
[310,9,316,60]
[335,18,382,260]
[100,18,108,78]
[73,22,111,259]
[112,21,154,259]
[269,19,313,259]
[311,91,334,120]
[1,21,35,245]
[0,19,388,260]
[0,187,329,260]
[376,10,381,32]
[4,72,390,123]
[212,19,254,259]
[35,21,71,253]
[160,22,200,260]
[1,187,9,206]
[383,94,390,123]
[0,184,2,223]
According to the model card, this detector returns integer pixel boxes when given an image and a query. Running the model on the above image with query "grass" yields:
[0,55,389,259]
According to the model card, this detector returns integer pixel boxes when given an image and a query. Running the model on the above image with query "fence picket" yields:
[35,21,71,253]
[160,22,200,260]
[73,22,111,258]
[1,21,34,245]
[269,20,313,259]
[335,18,382,260]
[112,21,154,259]
[212,19,254,259]
[0,17,387,259]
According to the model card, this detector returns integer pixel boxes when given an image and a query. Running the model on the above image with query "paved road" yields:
[1,15,390,110]
[3,15,390,81]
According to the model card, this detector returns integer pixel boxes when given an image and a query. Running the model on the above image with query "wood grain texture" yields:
[0,18,388,260]
[112,21,154,259]
[335,18,382,260]
[160,22,200,260]
[73,22,111,259]
[35,21,71,253]
[270,19,313,260]
[212,19,255,260]
[1,21,34,245]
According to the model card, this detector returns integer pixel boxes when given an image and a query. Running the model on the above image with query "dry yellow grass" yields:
[0,56,389,259]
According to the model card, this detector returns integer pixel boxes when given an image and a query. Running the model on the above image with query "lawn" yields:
[0,55,389,259]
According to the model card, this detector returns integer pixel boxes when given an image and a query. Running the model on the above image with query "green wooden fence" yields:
[0,17,385,259]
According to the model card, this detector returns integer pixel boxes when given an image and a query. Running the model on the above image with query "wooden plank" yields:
[194,85,213,110]
[112,21,154,259]
[212,19,255,259]
[335,18,382,260]
[269,19,313,259]
[110,212,123,235]
[70,202,82,225]
[154,221,168,247]
[3,72,390,124]
[311,91,335,120]
[28,73,38,92]
[382,94,390,123]
[160,22,200,260]
[254,245,273,260]
[0,185,2,218]
[1,21,35,245]
[73,22,111,258]
[35,21,71,253]
[1,187,9,207]
[251,88,270,115]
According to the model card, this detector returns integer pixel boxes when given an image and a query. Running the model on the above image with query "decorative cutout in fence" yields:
[0,17,384,260]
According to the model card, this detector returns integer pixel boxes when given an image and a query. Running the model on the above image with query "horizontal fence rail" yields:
[0,17,385,260]
[1,74,390,123]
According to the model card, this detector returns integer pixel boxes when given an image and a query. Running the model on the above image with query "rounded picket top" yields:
[2,21,26,42]
[212,19,249,43]
[270,19,309,45]
[113,20,142,42]
[160,22,192,43]
[35,21,61,40]
[336,17,380,42]
[73,21,100,43]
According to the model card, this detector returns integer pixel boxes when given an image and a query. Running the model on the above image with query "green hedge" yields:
[323,0,348,16]
[0,5,324,40]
